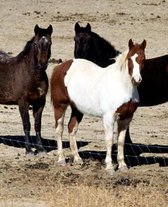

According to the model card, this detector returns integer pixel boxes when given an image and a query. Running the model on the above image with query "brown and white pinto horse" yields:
[50,39,146,174]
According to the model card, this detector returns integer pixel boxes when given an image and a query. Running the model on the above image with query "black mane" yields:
[0,37,35,64]
[16,37,35,62]
[90,31,120,62]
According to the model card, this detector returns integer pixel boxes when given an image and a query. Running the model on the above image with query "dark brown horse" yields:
[0,24,53,154]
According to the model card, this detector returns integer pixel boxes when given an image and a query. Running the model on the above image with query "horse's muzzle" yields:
[131,75,142,86]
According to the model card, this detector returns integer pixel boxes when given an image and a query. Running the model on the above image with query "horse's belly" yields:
[68,85,138,117]
[70,93,102,116]
[75,102,102,117]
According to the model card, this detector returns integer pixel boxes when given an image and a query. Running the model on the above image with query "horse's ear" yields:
[47,24,53,35]
[34,24,40,35]
[75,22,80,33]
[141,39,146,50]
[86,23,91,32]
[128,39,134,50]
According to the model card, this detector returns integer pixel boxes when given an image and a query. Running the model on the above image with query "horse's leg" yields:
[18,99,33,154]
[117,118,132,171]
[54,104,67,166]
[103,113,115,175]
[33,100,46,153]
[68,106,83,164]
[125,127,133,143]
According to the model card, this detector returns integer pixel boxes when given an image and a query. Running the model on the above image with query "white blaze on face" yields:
[131,54,142,84]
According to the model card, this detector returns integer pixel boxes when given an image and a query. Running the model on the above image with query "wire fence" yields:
[0,135,168,167]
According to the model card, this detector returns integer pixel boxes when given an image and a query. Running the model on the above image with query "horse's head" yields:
[33,24,53,70]
[127,39,146,86]
[74,22,92,58]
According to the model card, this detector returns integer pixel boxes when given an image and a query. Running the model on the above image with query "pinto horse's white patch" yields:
[131,54,142,84]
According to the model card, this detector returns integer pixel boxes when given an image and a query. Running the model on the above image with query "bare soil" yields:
[0,0,168,206]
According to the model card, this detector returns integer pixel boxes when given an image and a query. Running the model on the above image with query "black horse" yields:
[74,22,168,144]
[74,22,120,67]
[0,24,53,154]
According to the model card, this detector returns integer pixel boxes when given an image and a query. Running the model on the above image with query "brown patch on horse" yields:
[50,59,84,133]
[50,59,73,108]
[116,100,139,120]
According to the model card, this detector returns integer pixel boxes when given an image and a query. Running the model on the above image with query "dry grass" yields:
[0,184,167,207]
[44,183,167,207]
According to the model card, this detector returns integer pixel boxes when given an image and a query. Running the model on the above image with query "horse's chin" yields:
[38,63,48,70]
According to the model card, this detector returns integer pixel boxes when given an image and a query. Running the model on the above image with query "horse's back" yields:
[51,59,102,97]
[0,53,16,103]
[144,54,168,69]
[64,59,105,88]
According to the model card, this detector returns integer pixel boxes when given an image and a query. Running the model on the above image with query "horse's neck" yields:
[92,34,116,55]
[85,44,104,67]
[90,38,103,59]
[23,49,47,79]
[113,51,133,87]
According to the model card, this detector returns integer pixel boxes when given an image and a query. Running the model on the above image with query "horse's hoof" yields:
[74,158,83,165]
[58,159,66,166]
[35,146,46,153]
[118,166,128,172]
[106,168,115,176]
[26,150,35,157]
[35,150,47,156]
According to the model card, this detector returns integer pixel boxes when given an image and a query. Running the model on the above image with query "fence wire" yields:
[0,135,168,167]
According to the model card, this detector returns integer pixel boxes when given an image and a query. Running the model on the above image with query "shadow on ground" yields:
[0,135,168,167]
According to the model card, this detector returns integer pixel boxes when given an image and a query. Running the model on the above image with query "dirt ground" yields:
[0,0,168,206]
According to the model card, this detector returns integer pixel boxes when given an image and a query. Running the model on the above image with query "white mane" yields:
[113,49,129,70]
